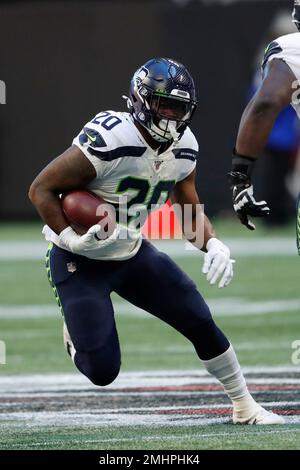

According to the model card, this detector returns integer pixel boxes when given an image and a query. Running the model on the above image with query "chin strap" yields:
[168,121,180,143]
[149,120,180,143]
[148,128,170,143]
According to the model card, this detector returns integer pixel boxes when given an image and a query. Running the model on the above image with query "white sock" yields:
[202,344,258,413]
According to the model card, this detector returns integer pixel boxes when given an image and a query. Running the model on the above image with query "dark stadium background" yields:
[0,1,299,452]
[0,0,293,218]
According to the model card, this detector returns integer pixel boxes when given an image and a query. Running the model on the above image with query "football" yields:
[61,190,116,237]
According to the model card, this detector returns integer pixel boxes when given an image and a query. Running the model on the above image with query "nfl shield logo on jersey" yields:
[67,262,77,273]
[154,160,163,171]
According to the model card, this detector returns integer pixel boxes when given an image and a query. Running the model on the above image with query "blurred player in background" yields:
[29,58,283,424]
[228,1,300,254]
[248,10,300,227]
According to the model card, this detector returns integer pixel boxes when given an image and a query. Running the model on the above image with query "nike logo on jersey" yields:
[79,128,107,148]
[86,133,97,142]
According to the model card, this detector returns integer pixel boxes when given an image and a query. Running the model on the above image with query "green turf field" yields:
[0,219,299,450]
[0,254,299,374]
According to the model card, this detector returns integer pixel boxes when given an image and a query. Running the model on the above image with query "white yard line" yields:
[0,368,299,429]
[2,402,298,414]
[1,411,299,428]
[0,367,299,392]
[0,389,297,398]
[0,297,299,319]
[0,411,228,427]
[0,238,297,260]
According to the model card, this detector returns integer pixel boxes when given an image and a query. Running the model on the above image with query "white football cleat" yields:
[233,405,285,425]
[63,322,76,360]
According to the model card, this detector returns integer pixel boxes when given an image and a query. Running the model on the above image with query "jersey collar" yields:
[125,114,177,161]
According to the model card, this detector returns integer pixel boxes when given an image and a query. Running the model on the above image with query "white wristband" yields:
[206,237,230,256]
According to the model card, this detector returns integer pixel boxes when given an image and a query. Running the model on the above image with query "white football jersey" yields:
[262,32,300,118]
[43,111,198,260]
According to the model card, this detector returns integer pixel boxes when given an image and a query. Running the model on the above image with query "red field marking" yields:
[158,408,232,415]
[272,409,300,416]
[158,407,299,417]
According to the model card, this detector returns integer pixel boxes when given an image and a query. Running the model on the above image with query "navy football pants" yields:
[47,239,229,386]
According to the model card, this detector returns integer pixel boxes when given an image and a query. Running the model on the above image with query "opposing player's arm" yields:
[236,59,296,157]
[28,145,96,235]
[171,169,215,251]
[229,58,297,230]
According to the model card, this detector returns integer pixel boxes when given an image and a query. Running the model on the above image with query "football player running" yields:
[29,58,283,424]
[228,1,300,255]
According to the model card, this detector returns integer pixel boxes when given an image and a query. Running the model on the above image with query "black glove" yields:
[228,150,270,230]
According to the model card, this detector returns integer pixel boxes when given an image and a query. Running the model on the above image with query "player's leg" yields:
[46,244,121,386]
[114,240,284,424]
[115,240,229,359]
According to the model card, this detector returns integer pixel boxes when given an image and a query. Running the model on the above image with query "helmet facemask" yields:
[293,1,300,31]
[147,93,197,143]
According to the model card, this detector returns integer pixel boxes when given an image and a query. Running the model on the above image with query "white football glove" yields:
[57,224,119,255]
[202,238,234,288]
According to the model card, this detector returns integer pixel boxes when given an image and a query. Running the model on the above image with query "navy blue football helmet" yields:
[293,1,300,31]
[127,58,197,143]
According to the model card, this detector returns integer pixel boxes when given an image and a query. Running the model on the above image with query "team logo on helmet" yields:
[134,67,148,84]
